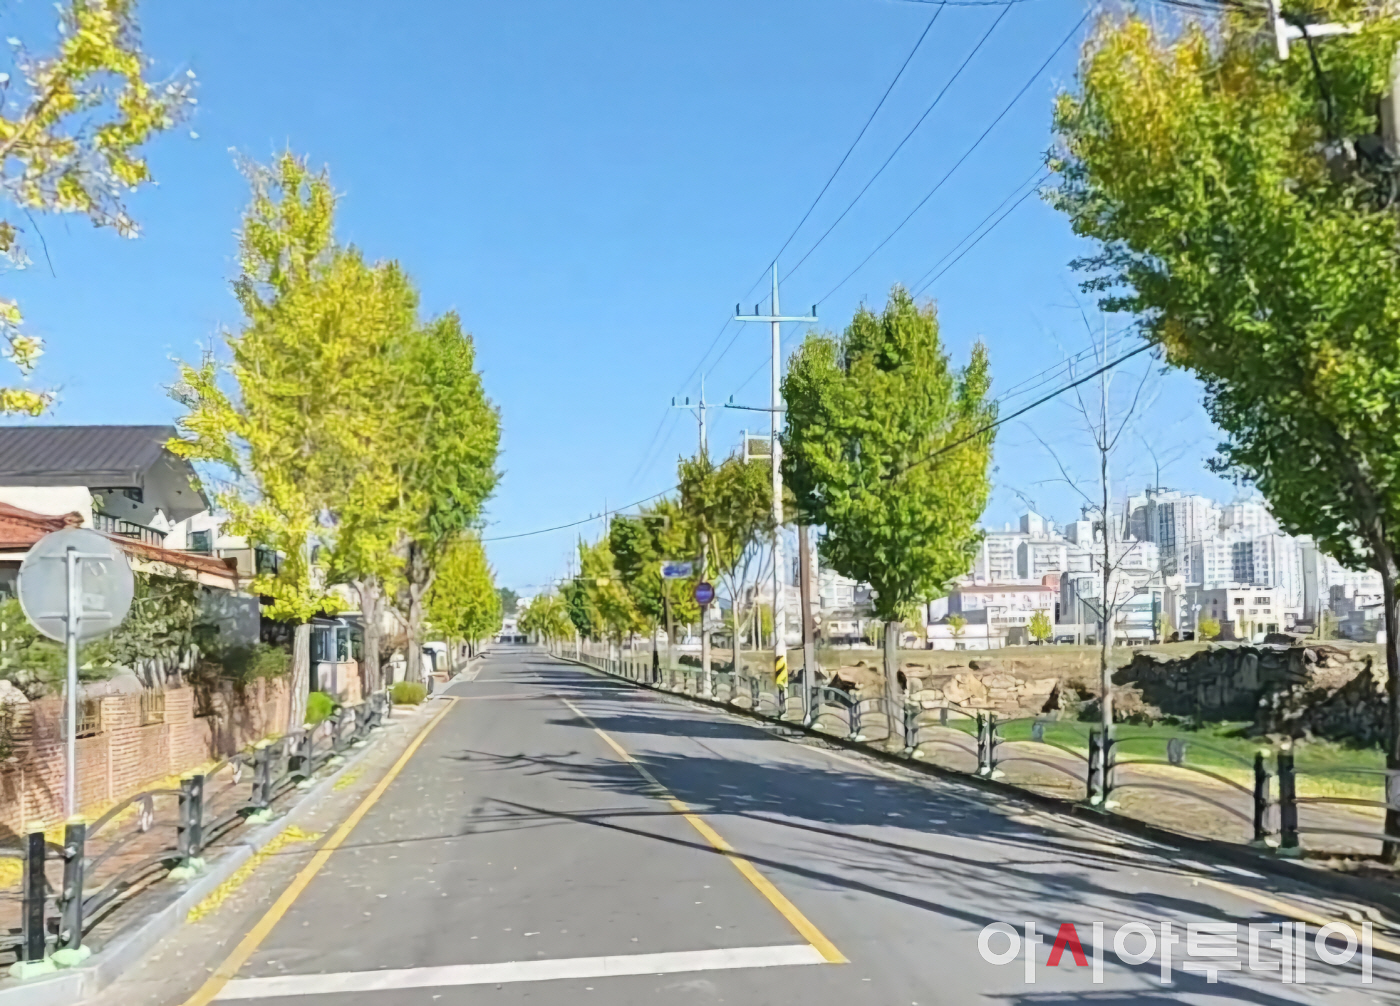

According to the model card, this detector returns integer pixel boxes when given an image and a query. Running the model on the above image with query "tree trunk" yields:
[884,618,902,746]
[405,582,425,684]
[732,603,741,680]
[1380,563,1400,862]
[358,577,382,695]
[288,622,311,732]
[664,589,677,691]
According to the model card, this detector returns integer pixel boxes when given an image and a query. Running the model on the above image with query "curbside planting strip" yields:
[0,693,453,1006]
[552,649,1400,932]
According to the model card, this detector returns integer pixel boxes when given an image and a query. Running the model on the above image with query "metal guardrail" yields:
[560,642,1397,860]
[0,691,391,965]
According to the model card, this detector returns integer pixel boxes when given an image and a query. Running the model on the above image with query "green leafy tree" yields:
[1051,7,1400,847]
[518,594,572,642]
[170,154,414,729]
[426,533,501,657]
[679,452,773,685]
[0,0,194,414]
[395,314,500,682]
[609,498,699,673]
[947,614,967,641]
[783,287,995,741]
[497,587,520,617]
[561,558,598,641]
[1029,610,1053,644]
[1198,616,1221,641]
[576,536,642,646]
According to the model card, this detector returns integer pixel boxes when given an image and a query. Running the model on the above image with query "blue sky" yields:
[1,0,1233,592]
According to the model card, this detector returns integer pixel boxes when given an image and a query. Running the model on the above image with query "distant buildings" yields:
[929,487,1385,649]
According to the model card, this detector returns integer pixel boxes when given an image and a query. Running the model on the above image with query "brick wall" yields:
[0,677,293,837]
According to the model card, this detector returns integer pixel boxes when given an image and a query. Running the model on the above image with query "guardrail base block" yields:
[8,958,57,980]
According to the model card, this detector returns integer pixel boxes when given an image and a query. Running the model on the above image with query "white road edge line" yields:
[215,944,826,999]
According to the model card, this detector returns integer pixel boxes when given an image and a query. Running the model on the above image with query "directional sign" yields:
[660,561,694,579]
[693,581,715,606]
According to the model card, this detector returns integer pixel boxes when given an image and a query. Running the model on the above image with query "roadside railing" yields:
[0,691,391,966]
[558,640,1400,861]
[1277,758,1400,854]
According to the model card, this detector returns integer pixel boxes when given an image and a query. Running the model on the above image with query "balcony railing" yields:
[93,513,166,547]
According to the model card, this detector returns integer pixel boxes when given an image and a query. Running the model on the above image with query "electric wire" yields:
[888,340,1155,481]
[908,166,1047,296]
[780,3,1015,286]
[490,337,1154,542]
[763,5,945,274]
[481,489,676,542]
[816,9,1090,306]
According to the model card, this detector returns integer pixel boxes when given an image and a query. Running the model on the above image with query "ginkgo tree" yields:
[171,154,414,729]
[1,0,194,413]
[783,287,995,743]
[426,533,501,658]
[1052,6,1400,852]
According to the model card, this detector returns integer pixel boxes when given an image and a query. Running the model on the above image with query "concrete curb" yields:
[0,704,438,1006]
[552,650,1400,923]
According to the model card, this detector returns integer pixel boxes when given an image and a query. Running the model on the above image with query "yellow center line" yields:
[180,697,460,1006]
[558,696,846,965]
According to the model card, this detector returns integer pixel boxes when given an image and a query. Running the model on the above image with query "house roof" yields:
[0,501,82,548]
[112,536,240,584]
[0,425,180,486]
[0,500,238,587]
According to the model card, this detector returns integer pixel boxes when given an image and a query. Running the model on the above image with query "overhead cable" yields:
[781,3,1015,286]
[816,9,1090,306]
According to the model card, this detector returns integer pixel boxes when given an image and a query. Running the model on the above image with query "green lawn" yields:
[922,714,1386,801]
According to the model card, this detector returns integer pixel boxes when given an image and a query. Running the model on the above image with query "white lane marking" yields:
[216,944,826,999]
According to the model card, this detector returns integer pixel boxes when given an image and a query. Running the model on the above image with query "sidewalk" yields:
[0,695,451,1006]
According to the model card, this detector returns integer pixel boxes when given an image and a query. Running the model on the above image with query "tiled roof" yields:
[0,502,82,548]
[106,536,240,583]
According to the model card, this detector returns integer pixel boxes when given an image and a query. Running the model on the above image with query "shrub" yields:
[390,681,427,705]
[306,691,336,725]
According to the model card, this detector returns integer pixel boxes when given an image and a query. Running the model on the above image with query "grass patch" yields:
[926,715,1386,803]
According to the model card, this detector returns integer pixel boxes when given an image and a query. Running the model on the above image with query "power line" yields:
[890,340,1154,480]
[781,3,1014,286]
[489,338,1155,544]
[816,9,1090,306]
[481,489,676,542]
[914,181,1041,294]
[909,165,1046,295]
[677,7,951,397]
[763,6,946,273]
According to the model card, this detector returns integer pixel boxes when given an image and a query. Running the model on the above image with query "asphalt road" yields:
[107,646,1400,1005]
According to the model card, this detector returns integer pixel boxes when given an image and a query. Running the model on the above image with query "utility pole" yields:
[797,524,817,723]
[734,266,817,700]
[671,375,713,457]
[674,379,715,691]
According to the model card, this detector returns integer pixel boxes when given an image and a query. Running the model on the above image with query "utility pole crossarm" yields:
[734,313,820,323]
[1264,0,1361,60]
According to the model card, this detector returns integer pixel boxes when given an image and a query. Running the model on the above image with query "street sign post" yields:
[18,528,134,818]
[660,561,694,580]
